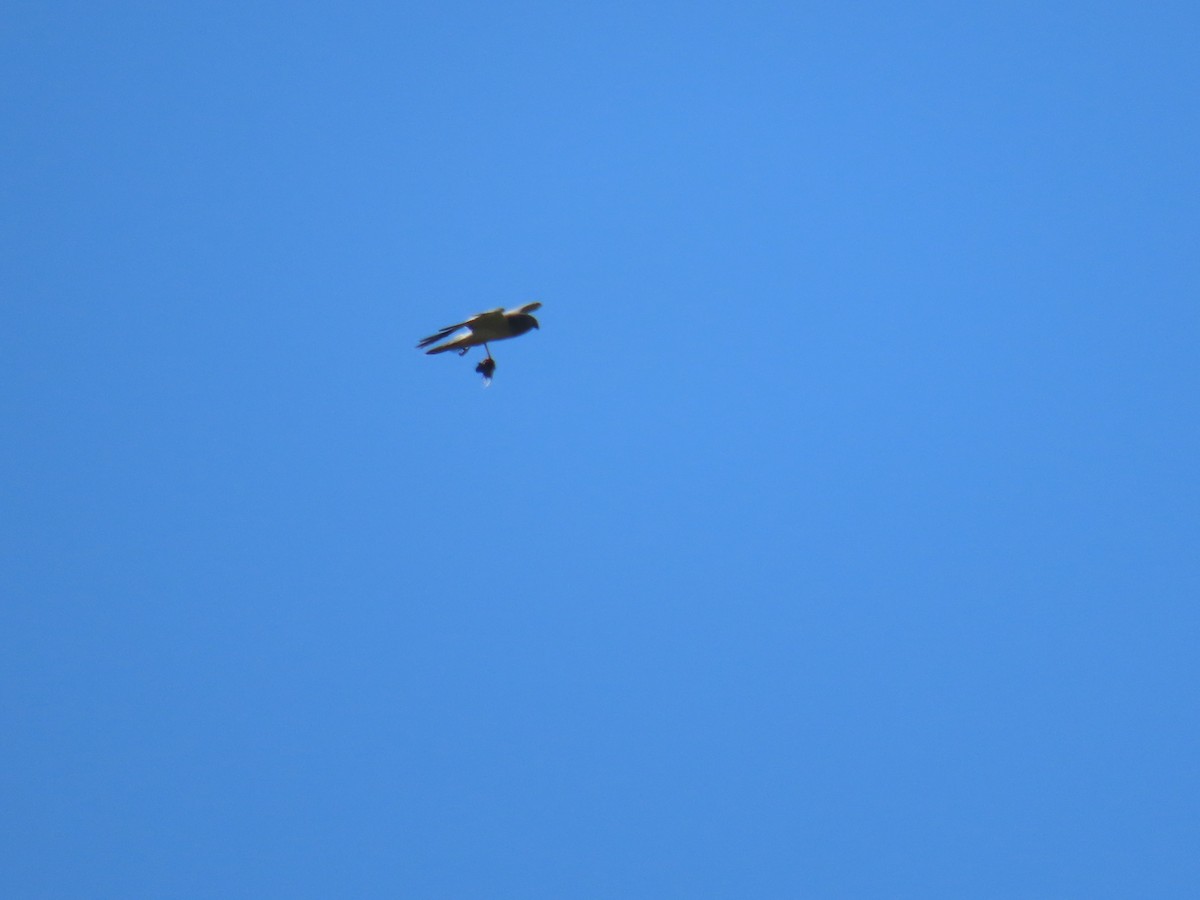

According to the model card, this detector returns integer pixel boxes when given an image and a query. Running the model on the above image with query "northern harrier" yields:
[416,303,541,359]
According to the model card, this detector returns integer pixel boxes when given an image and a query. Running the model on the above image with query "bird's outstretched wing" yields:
[416,308,506,348]
[468,308,507,329]
[512,302,542,315]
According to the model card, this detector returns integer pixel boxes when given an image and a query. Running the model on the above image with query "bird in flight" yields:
[416,302,541,359]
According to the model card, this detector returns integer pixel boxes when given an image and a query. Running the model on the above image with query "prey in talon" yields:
[475,356,496,384]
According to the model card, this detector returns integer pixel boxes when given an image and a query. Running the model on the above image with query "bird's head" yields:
[510,313,539,336]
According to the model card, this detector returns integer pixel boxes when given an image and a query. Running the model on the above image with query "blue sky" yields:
[3,1,1198,896]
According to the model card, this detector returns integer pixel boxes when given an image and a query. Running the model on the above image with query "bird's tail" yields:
[416,326,462,349]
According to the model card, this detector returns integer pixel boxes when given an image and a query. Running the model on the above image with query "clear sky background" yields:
[3,1,1198,896]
